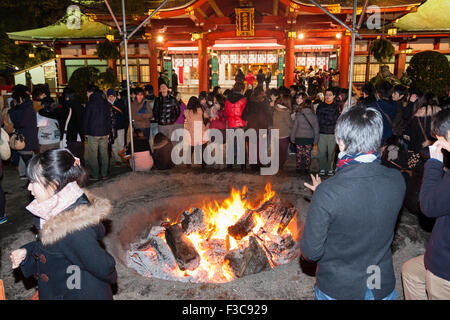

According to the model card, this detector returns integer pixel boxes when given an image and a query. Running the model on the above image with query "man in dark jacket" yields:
[369,80,398,145]
[256,69,265,89]
[107,88,128,165]
[152,83,179,140]
[316,87,340,176]
[301,106,406,300]
[265,68,272,90]
[84,85,111,180]
[8,85,39,172]
[402,108,450,300]
[171,69,178,93]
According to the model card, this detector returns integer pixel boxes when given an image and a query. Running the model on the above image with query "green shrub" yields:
[95,40,120,61]
[68,66,100,103]
[96,68,119,91]
[369,39,395,64]
[407,50,450,97]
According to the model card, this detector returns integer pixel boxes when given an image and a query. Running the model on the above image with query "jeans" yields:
[111,129,125,162]
[87,135,109,179]
[315,286,398,300]
[318,134,336,172]
[150,122,159,146]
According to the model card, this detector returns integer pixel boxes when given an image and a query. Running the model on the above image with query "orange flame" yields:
[158,183,293,283]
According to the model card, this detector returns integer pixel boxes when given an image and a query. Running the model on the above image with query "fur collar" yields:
[40,191,112,246]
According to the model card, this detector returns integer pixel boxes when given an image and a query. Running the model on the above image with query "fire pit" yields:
[126,184,300,283]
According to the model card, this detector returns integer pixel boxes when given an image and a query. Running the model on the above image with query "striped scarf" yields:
[336,150,381,172]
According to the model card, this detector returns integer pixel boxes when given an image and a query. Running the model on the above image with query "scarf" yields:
[336,150,381,172]
[26,181,84,227]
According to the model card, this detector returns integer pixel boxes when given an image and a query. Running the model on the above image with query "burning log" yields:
[227,209,255,241]
[224,236,271,278]
[165,224,200,271]
[259,198,298,235]
[228,195,297,240]
[181,207,208,235]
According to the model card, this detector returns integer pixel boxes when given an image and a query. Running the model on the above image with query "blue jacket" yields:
[83,93,111,137]
[20,193,117,300]
[8,99,39,151]
[301,162,405,300]
[316,101,340,135]
[369,99,398,144]
[420,159,450,282]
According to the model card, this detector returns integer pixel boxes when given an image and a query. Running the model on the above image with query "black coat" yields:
[83,93,112,137]
[300,162,406,299]
[110,98,128,131]
[8,99,39,151]
[65,96,85,142]
[153,94,180,126]
[20,193,117,300]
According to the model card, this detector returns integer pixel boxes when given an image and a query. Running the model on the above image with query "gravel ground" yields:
[0,164,430,300]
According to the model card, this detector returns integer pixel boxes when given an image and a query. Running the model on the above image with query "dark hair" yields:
[32,84,50,101]
[214,94,226,109]
[233,82,245,92]
[26,149,87,192]
[376,80,393,100]
[279,94,292,111]
[212,86,221,95]
[134,87,144,95]
[393,84,407,97]
[251,86,265,102]
[432,108,450,140]
[154,132,169,145]
[86,84,98,93]
[268,88,280,99]
[12,84,30,103]
[419,92,440,108]
[187,96,201,114]
[144,84,153,93]
[294,92,308,108]
[303,98,313,110]
[199,91,208,102]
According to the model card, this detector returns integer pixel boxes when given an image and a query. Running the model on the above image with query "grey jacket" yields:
[300,162,406,300]
[290,108,319,144]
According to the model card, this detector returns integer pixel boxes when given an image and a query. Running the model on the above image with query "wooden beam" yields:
[273,0,279,16]
[208,0,225,18]
[196,7,208,20]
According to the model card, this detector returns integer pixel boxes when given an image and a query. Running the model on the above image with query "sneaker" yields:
[89,176,100,181]
[319,170,326,176]
[0,217,7,225]
[100,175,109,180]
[19,175,27,180]
[327,170,334,176]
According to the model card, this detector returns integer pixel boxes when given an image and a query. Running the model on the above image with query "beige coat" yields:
[272,104,293,138]
[184,109,209,146]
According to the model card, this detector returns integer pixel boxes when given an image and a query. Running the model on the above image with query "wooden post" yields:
[198,35,208,93]
[395,41,407,78]
[148,34,159,96]
[339,34,351,88]
[284,35,295,87]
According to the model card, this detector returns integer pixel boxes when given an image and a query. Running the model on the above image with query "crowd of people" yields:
[1,65,449,300]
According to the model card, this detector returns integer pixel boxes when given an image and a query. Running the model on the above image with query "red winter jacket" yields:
[225,92,247,128]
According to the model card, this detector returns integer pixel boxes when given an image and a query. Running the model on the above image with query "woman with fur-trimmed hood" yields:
[10,149,117,300]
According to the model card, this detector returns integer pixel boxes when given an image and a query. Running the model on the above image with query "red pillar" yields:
[284,36,295,87]
[198,35,208,93]
[395,41,407,78]
[148,35,159,96]
[339,35,351,88]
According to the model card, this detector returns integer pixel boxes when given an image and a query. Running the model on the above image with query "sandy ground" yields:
[0,159,430,300]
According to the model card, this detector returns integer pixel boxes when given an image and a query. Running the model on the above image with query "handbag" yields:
[9,130,25,150]
[60,107,72,149]
[0,128,11,160]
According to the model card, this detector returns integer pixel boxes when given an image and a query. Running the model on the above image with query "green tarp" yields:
[395,0,450,31]
[7,14,112,41]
